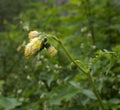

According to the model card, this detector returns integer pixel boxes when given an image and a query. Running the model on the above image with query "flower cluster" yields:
[24,31,57,57]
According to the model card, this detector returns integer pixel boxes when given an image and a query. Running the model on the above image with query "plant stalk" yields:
[87,72,104,110]
[52,36,88,74]
[52,36,104,110]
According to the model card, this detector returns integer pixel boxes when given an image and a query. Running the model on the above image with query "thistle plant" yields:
[24,31,104,110]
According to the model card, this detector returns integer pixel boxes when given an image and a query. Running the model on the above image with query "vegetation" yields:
[0,0,120,110]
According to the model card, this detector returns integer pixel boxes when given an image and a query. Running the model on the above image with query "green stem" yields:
[52,36,88,74]
[52,36,104,110]
[87,73,104,109]
[61,42,88,74]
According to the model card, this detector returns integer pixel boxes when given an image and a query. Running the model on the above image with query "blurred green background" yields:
[0,0,120,110]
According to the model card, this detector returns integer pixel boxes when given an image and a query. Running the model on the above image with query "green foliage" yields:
[0,0,120,110]
[0,97,21,110]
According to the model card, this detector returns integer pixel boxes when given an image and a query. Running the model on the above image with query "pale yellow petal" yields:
[28,31,39,39]
[24,43,33,57]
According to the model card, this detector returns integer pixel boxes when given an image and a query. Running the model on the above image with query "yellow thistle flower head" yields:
[30,37,42,51]
[47,46,57,57]
[24,38,42,57]
[28,31,39,39]
[24,42,33,57]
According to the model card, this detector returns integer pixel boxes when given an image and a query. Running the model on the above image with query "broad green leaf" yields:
[0,97,21,110]
[47,83,80,106]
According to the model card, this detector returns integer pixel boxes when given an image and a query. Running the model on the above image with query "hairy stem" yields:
[52,36,88,74]
[52,36,104,110]
[87,72,104,109]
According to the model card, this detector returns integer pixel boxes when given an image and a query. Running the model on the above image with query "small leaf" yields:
[109,98,120,104]
[81,89,97,100]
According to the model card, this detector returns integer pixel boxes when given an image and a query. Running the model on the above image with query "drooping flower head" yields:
[24,37,42,57]
[28,31,39,39]
[47,46,58,57]
[30,37,42,50]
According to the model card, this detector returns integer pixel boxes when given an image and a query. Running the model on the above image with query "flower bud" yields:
[17,45,22,52]
[28,31,39,39]
[17,41,26,52]
[47,46,57,57]
[70,62,77,70]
